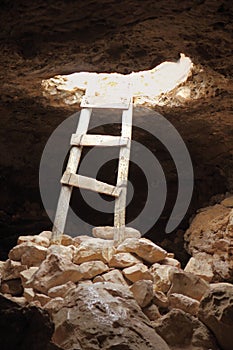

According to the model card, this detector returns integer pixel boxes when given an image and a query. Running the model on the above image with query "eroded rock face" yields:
[51,282,170,350]
[198,283,233,350]
[184,199,233,282]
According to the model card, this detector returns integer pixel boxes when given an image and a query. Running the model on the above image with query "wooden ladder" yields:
[51,75,133,246]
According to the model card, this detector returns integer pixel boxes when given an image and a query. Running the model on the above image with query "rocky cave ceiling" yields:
[0,0,232,260]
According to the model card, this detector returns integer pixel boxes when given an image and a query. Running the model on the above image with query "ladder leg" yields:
[114,100,133,246]
[51,108,92,244]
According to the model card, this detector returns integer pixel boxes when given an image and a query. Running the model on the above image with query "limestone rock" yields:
[160,257,181,268]
[117,238,167,263]
[150,264,179,293]
[73,235,93,246]
[52,282,170,350]
[48,281,76,298]
[39,230,52,240]
[2,259,27,281]
[47,244,75,261]
[92,226,141,240]
[73,238,114,264]
[109,252,142,268]
[61,234,74,246]
[198,282,233,350]
[221,195,233,208]
[168,271,210,301]
[130,280,154,307]
[93,269,128,285]
[24,287,35,302]
[143,304,161,321]
[3,295,27,307]
[17,234,50,247]
[153,291,169,309]
[20,266,39,287]
[31,252,82,293]
[123,263,153,283]
[43,297,65,313]
[184,254,214,282]
[9,242,47,266]
[152,309,219,350]
[34,293,51,307]
[79,260,109,280]
[168,293,200,316]
[185,204,233,282]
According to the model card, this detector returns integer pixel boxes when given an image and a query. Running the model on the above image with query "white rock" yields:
[130,280,154,307]
[92,226,141,240]
[123,263,153,283]
[168,293,200,316]
[93,269,128,286]
[109,252,142,268]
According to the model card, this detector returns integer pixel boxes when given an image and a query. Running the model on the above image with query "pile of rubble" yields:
[0,226,232,350]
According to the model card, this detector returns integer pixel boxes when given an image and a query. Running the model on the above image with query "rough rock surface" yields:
[198,283,233,350]
[153,309,220,350]
[52,282,170,350]
[185,199,233,282]
[0,294,60,350]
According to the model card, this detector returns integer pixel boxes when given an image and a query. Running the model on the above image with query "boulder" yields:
[168,293,200,316]
[79,260,109,279]
[31,252,82,293]
[142,304,161,321]
[150,264,179,293]
[73,238,114,264]
[24,288,35,302]
[48,281,76,298]
[117,238,167,263]
[153,291,169,309]
[160,257,181,268]
[93,269,128,285]
[109,252,142,268]
[130,280,154,307]
[17,235,50,247]
[198,283,233,350]
[2,259,27,281]
[92,226,141,239]
[51,282,170,350]
[184,254,214,282]
[20,266,39,287]
[123,263,153,283]
[152,309,219,350]
[168,271,210,301]
[9,242,47,266]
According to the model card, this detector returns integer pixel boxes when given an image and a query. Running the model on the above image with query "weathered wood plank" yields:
[61,172,121,197]
[51,108,92,244]
[70,134,129,147]
[114,99,133,246]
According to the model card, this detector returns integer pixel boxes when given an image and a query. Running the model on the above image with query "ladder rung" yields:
[61,172,121,197]
[70,134,129,147]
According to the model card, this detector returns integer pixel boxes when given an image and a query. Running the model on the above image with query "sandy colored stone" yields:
[143,304,161,321]
[117,238,167,264]
[43,297,65,313]
[34,293,51,306]
[61,234,74,246]
[79,260,109,280]
[73,238,115,264]
[150,263,179,293]
[153,309,219,350]
[92,226,141,240]
[9,242,47,266]
[184,254,214,282]
[109,252,142,268]
[221,195,233,208]
[78,280,93,286]
[1,279,23,296]
[2,259,27,281]
[153,291,169,309]
[47,244,75,261]
[130,280,154,307]
[52,282,170,350]
[23,287,35,302]
[73,235,93,246]
[3,295,27,306]
[168,293,200,316]
[168,271,210,301]
[185,204,233,282]
[17,234,50,247]
[199,282,233,350]
[93,269,128,285]
[160,257,181,268]
[31,252,83,294]
[123,263,153,283]
[38,230,52,240]
[20,266,39,287]
[48,281,76,298]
